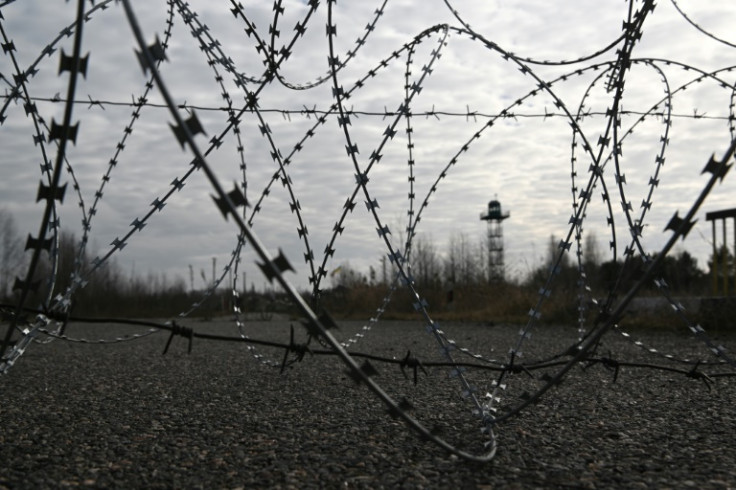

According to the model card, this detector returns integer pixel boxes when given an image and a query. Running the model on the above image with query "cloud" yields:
[1,0,736,300]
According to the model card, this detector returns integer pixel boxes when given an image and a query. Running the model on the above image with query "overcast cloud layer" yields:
[1,0,736,294]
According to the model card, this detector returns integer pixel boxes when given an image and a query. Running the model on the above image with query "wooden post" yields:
[712,219,718,295]
[723,218,728,296]
[705,208,736,297]
[733,216,736,297]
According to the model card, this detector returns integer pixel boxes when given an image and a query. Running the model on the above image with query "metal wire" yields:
[0,0,734,462]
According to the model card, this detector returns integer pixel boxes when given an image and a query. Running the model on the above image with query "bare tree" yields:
[409,234,441,288]
[444,232,482,286]
[0,209,24,300]
[583,231,602,269]
[545,234,571,270]
[330,261,366,289]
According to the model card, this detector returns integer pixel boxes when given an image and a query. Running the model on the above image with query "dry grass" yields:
[316,283,729,332]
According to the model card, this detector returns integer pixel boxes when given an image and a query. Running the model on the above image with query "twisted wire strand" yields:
[1,0,735,463]
[0,0,90,366]
[117,0,500,462]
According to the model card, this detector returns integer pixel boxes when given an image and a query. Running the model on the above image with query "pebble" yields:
[1,321,733,488]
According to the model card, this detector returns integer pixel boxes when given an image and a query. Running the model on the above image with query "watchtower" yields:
[480,198,510,282]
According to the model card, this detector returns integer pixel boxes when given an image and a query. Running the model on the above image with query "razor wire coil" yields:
[0,0,735,461]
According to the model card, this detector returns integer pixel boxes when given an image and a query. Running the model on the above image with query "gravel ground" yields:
[1,319,734,489]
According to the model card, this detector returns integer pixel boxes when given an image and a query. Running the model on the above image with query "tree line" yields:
[329,231,723,295]
[0,207,732,322]
[0,209,210,317]
[323,231,733,323]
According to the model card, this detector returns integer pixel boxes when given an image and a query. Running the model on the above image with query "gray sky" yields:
[1,0,736,294]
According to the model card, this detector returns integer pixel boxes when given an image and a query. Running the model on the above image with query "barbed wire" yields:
[0,0,735,462]
[4,94,735,122]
